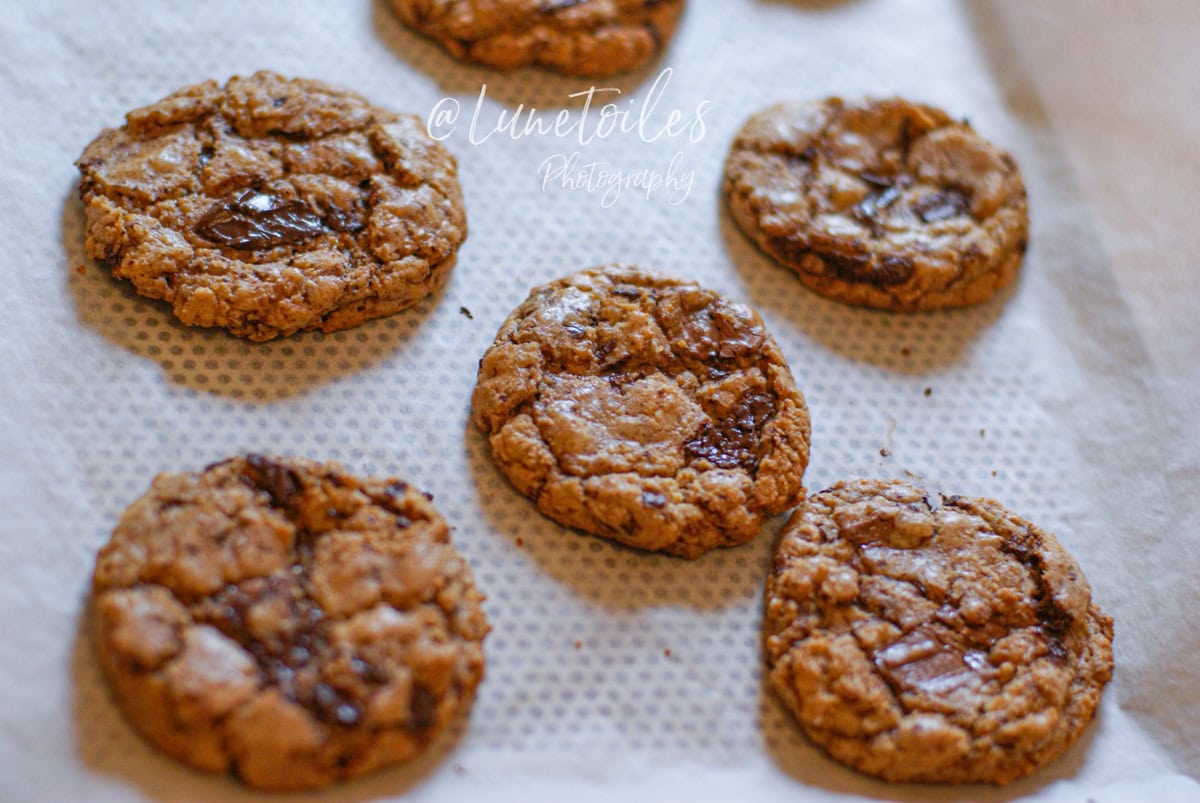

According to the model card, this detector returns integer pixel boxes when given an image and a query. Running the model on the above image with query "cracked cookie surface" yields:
[390,0,685,77]
[725,97,1029,311]
[91,455,488,791]
[77,71,466,341]
[764,479,1113,784]
[472,265,810,559]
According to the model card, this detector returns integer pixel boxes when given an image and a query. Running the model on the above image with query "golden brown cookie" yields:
[390,0,685,77]
[725,98,1029,311]
[472,265,811,559]
[764,479,1113,784]
[77,71,467,341]
[91,455,488,791]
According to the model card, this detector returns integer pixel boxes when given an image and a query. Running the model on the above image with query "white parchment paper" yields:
[1,1,1197,800]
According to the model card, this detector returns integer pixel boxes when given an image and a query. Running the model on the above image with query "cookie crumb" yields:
[663,648,672,658]
[923,387,933,397]
[979,428,986,438]
[515,537,524,547]
[879,448,891,458]
[574,640,583,650]
[459,306,474,320]
[991,469,998,477]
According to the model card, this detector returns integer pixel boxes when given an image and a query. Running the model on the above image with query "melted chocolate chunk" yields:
[815,249,913,287]
[913,189,970,223]
[196,188,326,250]
[244,454,302,509]
[199,575,379,728]
[324,204,366,234]
[858,170,898,189]
[853,178,911,228]
[677,308,765,368]
[685,391,777,470]
[768,232,811,265]
[409,685,438,731]
[874,626,993,697]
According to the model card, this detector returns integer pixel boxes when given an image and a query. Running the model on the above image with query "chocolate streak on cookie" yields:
[990,517,1074,662]
[913,189,971,223]
[222,455,396,729]
[939,496,1074,662]
[243,453,302,509]
[196,188,326,250]
[201,576,365,727]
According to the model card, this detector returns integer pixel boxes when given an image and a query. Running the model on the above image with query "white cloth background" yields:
[0,1,1197,800]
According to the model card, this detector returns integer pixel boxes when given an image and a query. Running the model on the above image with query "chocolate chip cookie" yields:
[472,265,811,559]
[390,0,685,77]
[77,71,467,341]
[764,480,1113,784]
[725,98,1029,311]
[91,456,488,791]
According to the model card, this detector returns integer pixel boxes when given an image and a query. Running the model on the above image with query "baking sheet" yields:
[1,0,1198,800]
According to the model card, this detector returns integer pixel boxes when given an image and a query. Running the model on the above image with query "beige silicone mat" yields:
[1,1,1197,801]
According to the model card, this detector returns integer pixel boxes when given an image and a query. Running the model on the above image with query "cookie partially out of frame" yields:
[725,97,1029,311]
[91,455,488,791]
[77,71,466,341]
[389,0,685,77]
[472,264,811,559]
[764,479,1113,785]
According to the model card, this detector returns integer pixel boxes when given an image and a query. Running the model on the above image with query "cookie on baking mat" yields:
[77,71,466,341]
[389,0,685,77]
[91,455,488,791]
[724,97,1029,311]
[472,264,810,559]
[764,479,1113,784]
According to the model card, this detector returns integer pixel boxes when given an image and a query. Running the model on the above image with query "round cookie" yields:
[390,0,685,77]
[724,97,1029,311]
[472,265,811,559]
[764,479,1113,785]
[91,455,489,791]
[77,71,467,341]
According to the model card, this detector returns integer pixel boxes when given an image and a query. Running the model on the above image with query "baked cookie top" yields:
[390,0,685,77]
[764,479,1113,785]
[472,265,810,559]
[725,97,1029,312]
[77,71,466,341]
[91,455,488,791]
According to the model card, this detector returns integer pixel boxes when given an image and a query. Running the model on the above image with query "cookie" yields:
[472,265,811,559]
[725,97,1029,311]
[91,455,488,791]
[764,480,1113,784]
[77,71,467,341]
[390,0,685,77]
